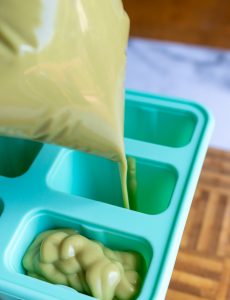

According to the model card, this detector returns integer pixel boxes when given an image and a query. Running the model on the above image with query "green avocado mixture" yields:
[23,229,143,300]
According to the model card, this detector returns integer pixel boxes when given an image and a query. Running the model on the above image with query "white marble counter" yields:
[126,38,230,150]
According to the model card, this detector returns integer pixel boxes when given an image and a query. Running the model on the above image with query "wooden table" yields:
[123,2,230,299]
[167,148,230,300]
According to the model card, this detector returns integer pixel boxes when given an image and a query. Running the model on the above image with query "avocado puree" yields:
[0,0,130,208]
[23,229,142,300]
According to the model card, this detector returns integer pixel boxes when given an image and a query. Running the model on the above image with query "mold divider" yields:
[17,144,63,183]
[125,138,193,170]
[0,200,29,277]
[125,89,212,120]
[10,186,159,241]
[0,273,86,300]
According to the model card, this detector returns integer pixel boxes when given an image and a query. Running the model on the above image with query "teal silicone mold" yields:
[0,90,214,300]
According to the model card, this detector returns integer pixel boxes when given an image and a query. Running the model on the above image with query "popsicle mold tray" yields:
[0,91,213,300]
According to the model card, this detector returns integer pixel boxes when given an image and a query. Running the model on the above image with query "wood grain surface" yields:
[123,0,230,49]
[166,148,230,300]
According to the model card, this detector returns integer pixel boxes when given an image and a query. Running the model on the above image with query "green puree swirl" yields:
[23,229,142,300]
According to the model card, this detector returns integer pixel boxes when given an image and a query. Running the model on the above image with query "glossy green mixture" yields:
[23,229,142,300]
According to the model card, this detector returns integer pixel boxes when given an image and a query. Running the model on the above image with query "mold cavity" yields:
[125,102,197,147]
[7,212,152,298]
[129,158,177,214]
[0,137,42,178]
[49,151,177,214]
[0,198,4,216]
[49,151,124,207]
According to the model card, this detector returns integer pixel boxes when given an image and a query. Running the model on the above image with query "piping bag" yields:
[0,0,130,208]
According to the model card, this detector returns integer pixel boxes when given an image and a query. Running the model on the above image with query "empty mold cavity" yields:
[0,137,42,178]
[49,151,177,214]
[7,211,152,295]
[49,151,124,207]
[125,102,197,147]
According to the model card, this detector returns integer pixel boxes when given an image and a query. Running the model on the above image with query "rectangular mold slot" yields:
[48,151,177,215]
[128,158,178,215]
[0,137,42,178]
[125,102,197,147]
[6,211,152,299]
[49,151,124,207]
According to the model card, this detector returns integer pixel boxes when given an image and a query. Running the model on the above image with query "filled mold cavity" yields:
[125,102,197,147]
[6,212,152,299]
[0,137,42,178]
[48,151,177,214]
